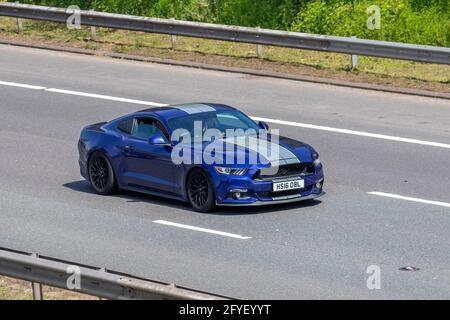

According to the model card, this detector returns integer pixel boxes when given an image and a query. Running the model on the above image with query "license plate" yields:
[272,179,304,192]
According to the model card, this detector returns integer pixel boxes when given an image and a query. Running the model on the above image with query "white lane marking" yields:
[1,79,450,150]
[45,88,166,106]
[153,220,252,240]
[0,80,165,106]
[252,116,450,149]
[368,192,450,208]
[0,80,46,90]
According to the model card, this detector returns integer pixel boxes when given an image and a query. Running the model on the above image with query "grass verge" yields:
[0,17,449,93]
[0,276,97,300]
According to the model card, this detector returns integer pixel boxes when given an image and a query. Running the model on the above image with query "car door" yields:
[120,117,180,196]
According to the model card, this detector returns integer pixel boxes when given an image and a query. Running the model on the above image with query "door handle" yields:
[124,145,134,152]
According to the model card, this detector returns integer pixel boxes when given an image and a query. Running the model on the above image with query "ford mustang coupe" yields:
[78,103,324,212]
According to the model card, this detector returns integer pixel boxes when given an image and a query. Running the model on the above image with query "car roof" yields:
[135,103,237,120]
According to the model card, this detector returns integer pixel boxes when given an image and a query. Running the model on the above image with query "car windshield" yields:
[168,110,261,142]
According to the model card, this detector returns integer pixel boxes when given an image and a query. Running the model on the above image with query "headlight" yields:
[215,167,248,176]
[312,152,321,167]
[313,157,321,167]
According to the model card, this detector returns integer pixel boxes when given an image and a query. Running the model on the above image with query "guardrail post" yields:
[89,10,96,39]
[32,282,43,300]
[256,44,264,59]
[256,27,263,59]
[31,253,43,300]
[170,18,177,49]
[91,26,96,39]
[171,34,177,49]
[351,36,358,69]
[16,17,23,34]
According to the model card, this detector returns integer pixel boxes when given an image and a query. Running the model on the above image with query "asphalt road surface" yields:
[0,44,449,299]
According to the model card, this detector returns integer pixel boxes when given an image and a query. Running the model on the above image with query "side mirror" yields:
[258,121,269,130]
[148,133,168,145]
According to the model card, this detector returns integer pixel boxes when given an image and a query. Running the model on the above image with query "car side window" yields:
[131,118,169,142]
[117,119,133,134]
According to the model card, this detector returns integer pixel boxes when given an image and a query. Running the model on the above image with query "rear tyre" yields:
[187,168,215,213]
[88,151,117,195]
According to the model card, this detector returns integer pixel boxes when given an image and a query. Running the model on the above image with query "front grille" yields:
[254,163,315,180]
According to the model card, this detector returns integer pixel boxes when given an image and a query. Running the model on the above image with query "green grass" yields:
[11,0,450,47]
[0,276,96,300]
[0,284,32,300]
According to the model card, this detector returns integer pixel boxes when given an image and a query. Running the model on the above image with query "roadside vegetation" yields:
[0,276,96,300]
[12,0,450,46]
[0,1,448,93]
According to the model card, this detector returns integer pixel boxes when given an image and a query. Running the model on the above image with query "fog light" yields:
[315,181,323,189]
[230,189,249,200]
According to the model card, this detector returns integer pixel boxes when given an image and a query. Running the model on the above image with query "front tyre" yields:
[88,151,117,195]
[187,168,215,213]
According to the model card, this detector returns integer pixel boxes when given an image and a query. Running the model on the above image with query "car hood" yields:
[179,134,315,167]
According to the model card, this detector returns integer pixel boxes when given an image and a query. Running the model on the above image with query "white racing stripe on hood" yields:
[222,135,299,165]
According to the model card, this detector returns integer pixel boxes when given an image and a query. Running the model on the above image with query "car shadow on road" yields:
[63,180,194,211]
[63,180,322,215]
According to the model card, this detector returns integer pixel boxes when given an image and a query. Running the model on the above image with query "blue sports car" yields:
[78,103,324,212]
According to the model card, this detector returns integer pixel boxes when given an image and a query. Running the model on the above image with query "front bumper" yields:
[211,166,324,207]
[217,191,324,206]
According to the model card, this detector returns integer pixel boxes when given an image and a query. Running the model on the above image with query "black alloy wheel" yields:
[187,168,215,212]
[88,152,117,195]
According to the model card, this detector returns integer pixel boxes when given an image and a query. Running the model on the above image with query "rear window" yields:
[117,119,133,134]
